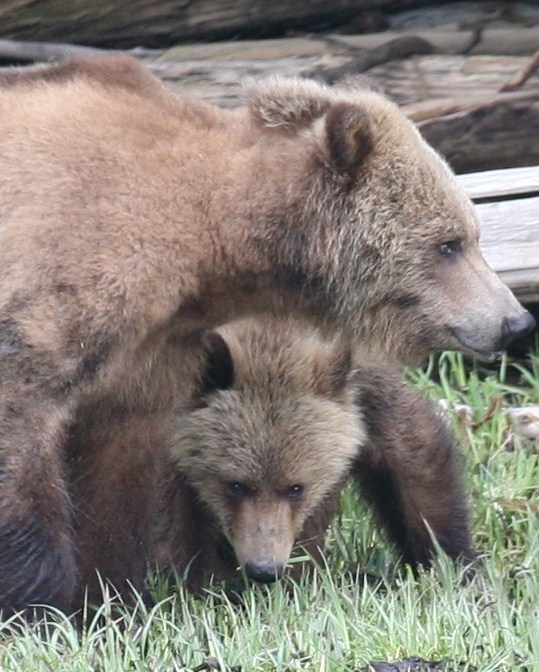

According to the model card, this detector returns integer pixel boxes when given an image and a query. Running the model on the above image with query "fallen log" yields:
[335,27,539,57]
[414,94,539,173]
[457,166,539,304]
[0,0,458,49]
[0,38,102,63]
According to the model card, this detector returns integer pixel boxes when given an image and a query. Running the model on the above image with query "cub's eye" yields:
[285,484,304,500]
[438,240,463,258]
[226,482,251,499]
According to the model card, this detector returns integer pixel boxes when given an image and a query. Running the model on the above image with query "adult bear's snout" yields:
[500,312,536,348]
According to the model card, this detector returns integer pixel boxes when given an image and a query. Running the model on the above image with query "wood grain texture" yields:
[458,166,539,199]
[458,168,539,302]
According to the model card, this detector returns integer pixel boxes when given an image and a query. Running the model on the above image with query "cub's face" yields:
[168,322,364,582]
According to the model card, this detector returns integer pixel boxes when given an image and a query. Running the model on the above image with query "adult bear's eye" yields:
[438,240,463,258]
[226,481,252,499]
[285,484,304,500]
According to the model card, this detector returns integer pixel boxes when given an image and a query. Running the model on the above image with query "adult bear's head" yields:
[243,77,534,364]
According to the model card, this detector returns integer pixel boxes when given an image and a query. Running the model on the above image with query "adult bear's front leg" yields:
[352,368,474,569]
[0,385,77,617]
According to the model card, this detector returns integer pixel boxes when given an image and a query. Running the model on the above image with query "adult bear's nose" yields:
[500,312,536,348]
[244,561,283,583]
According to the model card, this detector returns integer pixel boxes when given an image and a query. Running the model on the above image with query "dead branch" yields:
[311,35,435,85]
[403,90,539,123]
[499,47,539,92]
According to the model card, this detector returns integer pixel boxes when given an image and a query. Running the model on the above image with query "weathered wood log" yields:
[415,95,539,173]
[365,53,539,105]
[0,0,461,49]
[0,39,101,63]
[403,91,539,122]
[458,166,539,303]
[459,165,539,200]
[335,28,539,57]
[311,35,435,84]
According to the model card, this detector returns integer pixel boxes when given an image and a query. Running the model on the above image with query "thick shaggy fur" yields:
[0,54,528,614]
[158,319,473,589]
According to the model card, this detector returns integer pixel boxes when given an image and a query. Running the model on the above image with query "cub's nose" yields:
[244,561,284,583]
[500,312,536,348]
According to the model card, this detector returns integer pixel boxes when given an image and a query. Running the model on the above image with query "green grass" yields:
[1,352,538,671]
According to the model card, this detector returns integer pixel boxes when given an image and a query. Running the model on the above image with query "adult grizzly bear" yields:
[157,319,473,589]
[0,54,532,615]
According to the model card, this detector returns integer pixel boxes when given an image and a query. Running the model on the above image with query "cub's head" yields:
[168,319,364,583]
[245,77,534,364]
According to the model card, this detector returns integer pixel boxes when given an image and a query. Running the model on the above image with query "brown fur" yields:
[0,54,529,614]
[66,332,206,607]
[159,319,473,588]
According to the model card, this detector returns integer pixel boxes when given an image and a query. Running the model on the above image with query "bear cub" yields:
[157,319,473,590]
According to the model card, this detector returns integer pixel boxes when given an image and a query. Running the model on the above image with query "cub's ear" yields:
[325,102,374,173]
[313,341,354,399]
[199,332,235,394]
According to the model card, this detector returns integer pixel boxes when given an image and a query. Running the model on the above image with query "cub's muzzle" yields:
[244,561,284,583]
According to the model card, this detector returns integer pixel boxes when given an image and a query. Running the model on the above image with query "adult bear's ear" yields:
[325,102,374,174]
[199,332,235,394]
[246,76,330,130]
